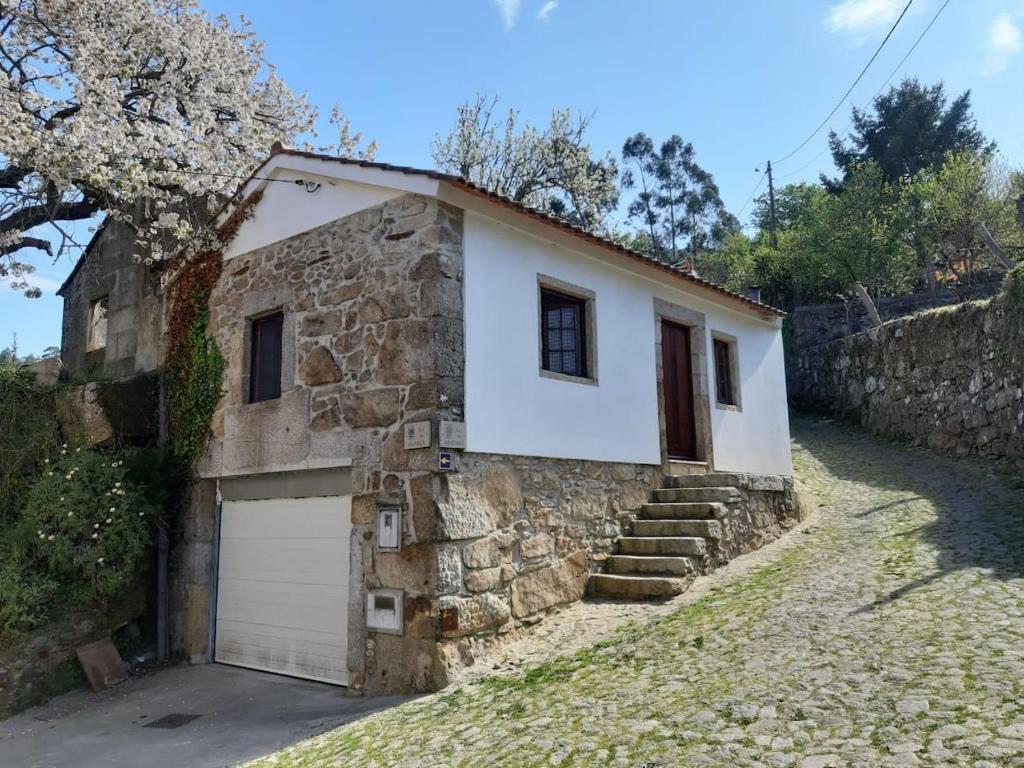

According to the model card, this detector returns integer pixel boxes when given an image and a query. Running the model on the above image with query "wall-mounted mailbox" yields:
[377,506,401,551]
[366,589,404,635]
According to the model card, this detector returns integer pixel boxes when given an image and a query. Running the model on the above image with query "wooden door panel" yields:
[662,321,697,460]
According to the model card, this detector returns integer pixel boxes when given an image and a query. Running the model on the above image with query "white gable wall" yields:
[462,211,792,476]
[224,169,403,260]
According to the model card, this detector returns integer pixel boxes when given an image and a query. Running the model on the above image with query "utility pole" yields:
[766,160,778,247]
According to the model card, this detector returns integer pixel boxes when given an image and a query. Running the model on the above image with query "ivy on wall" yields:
[163,190,262,468]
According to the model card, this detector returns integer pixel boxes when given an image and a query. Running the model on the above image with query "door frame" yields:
[653,298,714,469]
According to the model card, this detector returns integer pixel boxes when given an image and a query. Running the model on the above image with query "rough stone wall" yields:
[426,455,656,661]
[168,480,216,664]
[194,193,463,695]
[59,221,163,378]
[789,280,1003,352]
[714,475,802,565]
[789,298,1024,469]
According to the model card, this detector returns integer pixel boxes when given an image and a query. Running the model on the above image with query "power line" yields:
[774,0,953,181]
[738,171,767,218]
[774,0,914,165]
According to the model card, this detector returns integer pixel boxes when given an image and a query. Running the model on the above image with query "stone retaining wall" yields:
[714,474,802,565]
[429,454,655,669]
[789,298,1024,468]
[789,280,1003,352]
[0,591,144,718]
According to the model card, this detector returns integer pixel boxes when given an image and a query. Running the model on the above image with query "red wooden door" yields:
[662,320,697,460]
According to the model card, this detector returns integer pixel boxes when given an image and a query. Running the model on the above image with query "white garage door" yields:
[215,495,352,685]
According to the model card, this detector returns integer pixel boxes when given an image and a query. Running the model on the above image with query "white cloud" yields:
[982,14,1022,74]
[536,0,558,23]
[493,0,521,30]
[825,0,907,37]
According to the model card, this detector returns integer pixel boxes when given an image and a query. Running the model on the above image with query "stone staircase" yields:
[590,472,742,600]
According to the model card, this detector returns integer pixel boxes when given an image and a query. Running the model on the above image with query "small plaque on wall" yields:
[439,420,466,449]
[404,421,431,450]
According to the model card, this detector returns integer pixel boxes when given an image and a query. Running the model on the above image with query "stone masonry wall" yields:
[425,454,657,672]
[789,298,1024,469]
[789,279,1003,352]
[59,220,163,378]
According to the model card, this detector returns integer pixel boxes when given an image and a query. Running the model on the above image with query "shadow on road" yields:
[792,414,1024,614]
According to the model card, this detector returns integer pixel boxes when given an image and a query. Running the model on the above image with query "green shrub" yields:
[0,559,57,636]
[0,365,60,525]
[0,447,155,634]
[1003,263,1024,312]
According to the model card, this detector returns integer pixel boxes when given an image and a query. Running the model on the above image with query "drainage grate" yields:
[143,713,202,729]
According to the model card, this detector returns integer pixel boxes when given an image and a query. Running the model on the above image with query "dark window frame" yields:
[713,337,738,407]
[248,311,284,404]
[540,288,589,380]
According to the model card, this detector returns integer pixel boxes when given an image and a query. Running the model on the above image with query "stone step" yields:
[632,519,721,539]
[663,472,746,489]
[607,554,699,576]
[589,573,691,600]
[652,486,740,504]
[638,502,725,520]
[666,460,709,477]
[618,536,706,557]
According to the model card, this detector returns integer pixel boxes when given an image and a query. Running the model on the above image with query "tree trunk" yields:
[975,222,1015,270]
[854,282,883,328]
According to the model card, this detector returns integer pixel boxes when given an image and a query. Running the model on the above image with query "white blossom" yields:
[432,95,618,232]
[0,0,371,288]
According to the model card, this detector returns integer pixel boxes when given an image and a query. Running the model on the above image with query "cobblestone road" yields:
[251,417,1024,768]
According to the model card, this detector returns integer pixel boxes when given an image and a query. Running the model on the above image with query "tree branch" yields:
[0,198,96,234]
[0,236,52,257]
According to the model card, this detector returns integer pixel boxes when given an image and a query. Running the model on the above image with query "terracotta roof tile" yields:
[262,147,786,320]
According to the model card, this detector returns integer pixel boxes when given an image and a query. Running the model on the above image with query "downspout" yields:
[207,480,223,663]
[157,358,170,663]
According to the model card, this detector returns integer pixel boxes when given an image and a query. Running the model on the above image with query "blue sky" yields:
[4,0,1023,356]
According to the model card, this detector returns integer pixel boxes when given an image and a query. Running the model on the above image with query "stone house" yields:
[58,147,801,696]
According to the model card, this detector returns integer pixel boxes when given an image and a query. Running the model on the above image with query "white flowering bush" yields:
[1,447,154,632]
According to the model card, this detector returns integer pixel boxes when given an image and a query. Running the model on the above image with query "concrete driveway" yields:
[0,663,408,768]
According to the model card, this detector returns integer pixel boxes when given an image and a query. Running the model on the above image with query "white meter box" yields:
[377,506,402,551]
[366,589,404,634]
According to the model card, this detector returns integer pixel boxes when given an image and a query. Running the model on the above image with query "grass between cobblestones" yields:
[248,417,1024,767]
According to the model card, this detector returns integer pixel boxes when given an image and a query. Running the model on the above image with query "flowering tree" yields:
[432,95,618,232]
[0,0,372,295]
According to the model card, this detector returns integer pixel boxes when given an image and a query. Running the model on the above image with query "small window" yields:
[713,338,738,407]
[87,297,109,351]
[541,288,589,379]
[249,312,283,403]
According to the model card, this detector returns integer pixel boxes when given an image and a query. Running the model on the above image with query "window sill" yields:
[715,401,742,413]
[539,368,598,387]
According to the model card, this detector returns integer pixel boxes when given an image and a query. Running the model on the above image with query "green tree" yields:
[904,152,1022,288]
[828,79,992,185]
[621,133,737,269]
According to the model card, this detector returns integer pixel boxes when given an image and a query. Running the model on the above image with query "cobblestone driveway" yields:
[251,417,1024,768]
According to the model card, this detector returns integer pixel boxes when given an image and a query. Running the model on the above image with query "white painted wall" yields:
[224,169,401,260]
[462,212,792,476]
